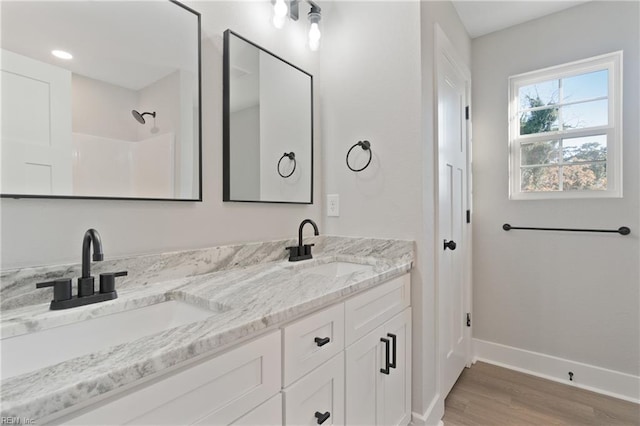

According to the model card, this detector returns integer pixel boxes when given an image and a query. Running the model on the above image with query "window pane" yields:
[562,99,608,129]
[521,140,560,165]
[519,80,559,111]
[521,166,559,192]
[563,163,607,191]
[562,70,608,103]
[520,107,559,135]
[562,135,607,162]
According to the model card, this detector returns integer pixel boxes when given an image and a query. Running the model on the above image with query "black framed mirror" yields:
[223,30,313,204]
[0,0,202,201]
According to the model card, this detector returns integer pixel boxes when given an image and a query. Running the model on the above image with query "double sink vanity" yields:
[0,234,414,425]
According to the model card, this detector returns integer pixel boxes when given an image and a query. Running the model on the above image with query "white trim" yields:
[411,393,444,426]
[473,338,640,404]
[508,51,623,200]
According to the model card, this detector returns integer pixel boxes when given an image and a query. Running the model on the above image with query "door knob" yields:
[443,240,457,251]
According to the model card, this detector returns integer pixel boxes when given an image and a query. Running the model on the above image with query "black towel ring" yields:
[277,152,296,178]
[346,140,372,172]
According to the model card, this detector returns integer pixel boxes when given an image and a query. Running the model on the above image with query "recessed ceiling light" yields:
[51,50,73,60]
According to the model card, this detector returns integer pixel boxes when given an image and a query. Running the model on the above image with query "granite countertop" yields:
[0,240,413,421]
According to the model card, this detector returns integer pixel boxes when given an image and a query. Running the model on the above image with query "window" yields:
[508,52,622,199]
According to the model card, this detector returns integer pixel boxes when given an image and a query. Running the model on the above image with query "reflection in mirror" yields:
[223,30,313,204]
[0,1,201,201]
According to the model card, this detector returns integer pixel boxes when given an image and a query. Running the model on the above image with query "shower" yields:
[131,110,156,124]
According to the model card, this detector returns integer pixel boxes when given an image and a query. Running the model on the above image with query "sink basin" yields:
[302,262,373,278]
[1,300,215,379]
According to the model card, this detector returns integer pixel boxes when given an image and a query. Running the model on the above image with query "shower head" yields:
[132,110,156,124]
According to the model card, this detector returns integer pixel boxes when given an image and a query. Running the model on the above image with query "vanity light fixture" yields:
[51,49,73,60]
[271,0,322,51]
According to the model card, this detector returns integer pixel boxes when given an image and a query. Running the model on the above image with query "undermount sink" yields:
[1,300,215,379]
[302,261,373,278]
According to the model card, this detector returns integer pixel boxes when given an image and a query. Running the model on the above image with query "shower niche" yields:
[0,1,202,201]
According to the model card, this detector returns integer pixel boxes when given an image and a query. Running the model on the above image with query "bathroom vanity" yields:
[0,236,414,425]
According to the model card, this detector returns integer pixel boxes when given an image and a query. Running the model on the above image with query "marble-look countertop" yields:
[0,238,413,421]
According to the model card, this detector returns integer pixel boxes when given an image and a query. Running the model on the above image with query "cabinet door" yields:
[380,308,411,426]
[345,308,411,426]
[283,353,344,426]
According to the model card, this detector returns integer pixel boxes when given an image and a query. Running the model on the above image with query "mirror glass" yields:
[223,30,313,204]
[0,1,201,201]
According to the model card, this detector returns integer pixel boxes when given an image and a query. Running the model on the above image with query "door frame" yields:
[434,23,473,399]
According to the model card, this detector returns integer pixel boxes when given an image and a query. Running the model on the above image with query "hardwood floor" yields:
[443,362,640,426]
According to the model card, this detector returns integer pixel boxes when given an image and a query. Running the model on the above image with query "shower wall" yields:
[71,72,181,198]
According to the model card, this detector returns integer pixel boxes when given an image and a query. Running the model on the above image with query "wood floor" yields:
[443,362,640,426]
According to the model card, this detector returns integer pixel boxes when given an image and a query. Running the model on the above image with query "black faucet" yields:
[286,219,319,262]
[79,229,104,297]
[36,229,127,310]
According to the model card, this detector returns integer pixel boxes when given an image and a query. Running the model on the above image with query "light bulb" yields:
[308,22,321,51]
[274,0,288,18]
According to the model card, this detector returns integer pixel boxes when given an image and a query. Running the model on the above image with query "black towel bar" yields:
[503,224,630,235]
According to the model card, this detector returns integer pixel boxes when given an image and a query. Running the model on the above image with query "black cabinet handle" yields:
[380,337,390,375]
[444,239,457,251]
[314,337,330,347]
[315,411,331,424]
[387,333,397,369]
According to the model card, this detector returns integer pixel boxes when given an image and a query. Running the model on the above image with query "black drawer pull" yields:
[387,333,397,369]
[315,411,331,424]
[380,337,390,375]
[314,336,331,347]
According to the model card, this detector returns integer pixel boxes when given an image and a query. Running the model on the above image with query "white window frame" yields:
[508,51,623,200]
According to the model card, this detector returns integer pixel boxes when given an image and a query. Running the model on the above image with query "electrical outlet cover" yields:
[327,194,339,217]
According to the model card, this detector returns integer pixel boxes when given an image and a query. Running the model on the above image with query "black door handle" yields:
[380,337,390,375]
[387,333,397,369]
[444,239,457,250]
[315,411,331,424]
[314,337,330,347]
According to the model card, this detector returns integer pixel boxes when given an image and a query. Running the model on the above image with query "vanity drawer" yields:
[64,331,281,425]
[345,273,410,346]
[225,393,282,426]
[283,303,345,387]
[283,353,345,426]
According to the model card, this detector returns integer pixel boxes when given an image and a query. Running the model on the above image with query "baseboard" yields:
[411,393,444,426]
[473,338,640,403]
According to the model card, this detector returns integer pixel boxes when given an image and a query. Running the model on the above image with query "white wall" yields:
[320,0,470,421]
[472,1,639,376]
[72,74,138,141]
[0,1,321,269]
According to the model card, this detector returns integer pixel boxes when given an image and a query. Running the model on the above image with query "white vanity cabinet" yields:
[55,273,411,426]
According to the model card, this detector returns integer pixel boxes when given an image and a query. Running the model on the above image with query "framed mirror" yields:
[223,30,313,204]
[0,0,202,201]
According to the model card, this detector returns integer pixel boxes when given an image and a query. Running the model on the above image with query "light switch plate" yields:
[327,194,339,217]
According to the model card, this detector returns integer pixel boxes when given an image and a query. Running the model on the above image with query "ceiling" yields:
[1,1,198,91]
[452,1,591,38]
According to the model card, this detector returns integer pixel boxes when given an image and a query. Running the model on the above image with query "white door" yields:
[1,49,72,195]
[436,27,471,398]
